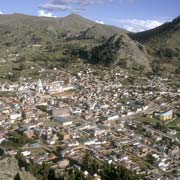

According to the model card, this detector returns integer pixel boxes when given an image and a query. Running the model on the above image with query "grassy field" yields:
[137,116,160,125]
[166,117,180,131]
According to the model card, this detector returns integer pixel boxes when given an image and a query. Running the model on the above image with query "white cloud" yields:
[95,20,104,24]
[113,18,167,32]
[39,4,73,11]
[38,10,56,17]
[39,0,112,12]
[51,0,112,5]
[0,11,3,15]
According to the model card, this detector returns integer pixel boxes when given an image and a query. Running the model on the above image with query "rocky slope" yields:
[78,23,127,41]
[0,156,36,180]
[0,156,19,180]
[90,34,152,72]
[131,16,180,74]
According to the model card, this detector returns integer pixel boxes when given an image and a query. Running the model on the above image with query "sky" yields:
[0,0,180,32]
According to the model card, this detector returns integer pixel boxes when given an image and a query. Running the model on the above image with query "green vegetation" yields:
[0,13,179,81]
[82,152,141,180]
[90,34,151,73]
[0,13,127,81]
[15,151,141,180]
[0,91,16,97]
[137,116,160,126]
[2,131,33,149]
[166,117,180,131]
[16,153,51,180]
[132,16,180,75]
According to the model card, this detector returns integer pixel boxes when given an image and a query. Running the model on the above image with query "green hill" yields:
[0,13,179,81]
[78,23,127,41]
[90,34,151,73]
[131,16,180,75]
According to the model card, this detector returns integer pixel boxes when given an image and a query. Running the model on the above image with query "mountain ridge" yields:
[0,13,179,80]
[131,15,180,75]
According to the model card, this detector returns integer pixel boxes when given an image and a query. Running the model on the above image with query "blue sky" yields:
[0,0,179,32]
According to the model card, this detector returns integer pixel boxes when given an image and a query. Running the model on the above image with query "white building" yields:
[83,139,97,145]
[9,113,21,120]
[54,117,73,126]
[21,151,31,157]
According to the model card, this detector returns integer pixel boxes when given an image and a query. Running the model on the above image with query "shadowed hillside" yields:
[131,16,180,75]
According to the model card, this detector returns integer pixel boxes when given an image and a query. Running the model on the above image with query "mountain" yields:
[78,23,127,40]
[0,13,133,81]
[0,13,95,33]
[90,15,180,75]
[0,13,179,81]
[90,34,151,72]
[132,16,180,48]
[0,13,126,47]
[131,16,180,74]
[0,13,95,47]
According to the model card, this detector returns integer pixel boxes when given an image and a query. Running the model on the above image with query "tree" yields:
[146,154,154,165]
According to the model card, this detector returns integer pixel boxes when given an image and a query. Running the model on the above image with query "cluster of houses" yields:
[0,67,179,179]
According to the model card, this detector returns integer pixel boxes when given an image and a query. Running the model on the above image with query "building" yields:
[107,114,119,121]
[159,110,173,121]
[137,147,148,158]
[59,132,70,140]
[54,117,73,126]
[9,113,21,120]
[23,129,34,139]
[57,159,69,169]
[83,138,97,145]
[53,108,71,118]
[36,79,44,94]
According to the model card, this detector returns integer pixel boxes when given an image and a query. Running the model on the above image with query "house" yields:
[54,117,73,126]
[36,79,44,94]
[72,107,82,114]
[119,155,129,162]
[159,110,173,121]
[107,114,119,121]
[24,129,34,139]
[59,132,70,140]
[9,113,21,120]
[94,128,106,136]
[103,114,119,126]
[0,138,6,144]
[57,159,69,169]
[137,147,148,158]
[62,85,76,92]
[83,138,97,145]
[47,134,59,145]
[49,81,64,94]
[21,151,31,157]
[93,174,101,180]
[53,108,71,118]
[158,158,170,171]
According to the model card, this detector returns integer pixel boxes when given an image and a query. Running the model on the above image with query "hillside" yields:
[0,13,95,47]
[0,13,126,47]
[131,16,180,74]
[0,13,132,81]
[0,13,179,81]
[90,34,152,72]
[78,23,127,41]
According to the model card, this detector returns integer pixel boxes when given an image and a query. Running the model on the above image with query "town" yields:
[0,66,179,180]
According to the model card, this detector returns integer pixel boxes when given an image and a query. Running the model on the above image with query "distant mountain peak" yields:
[173,15,180,23]
[66,13,81,18]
